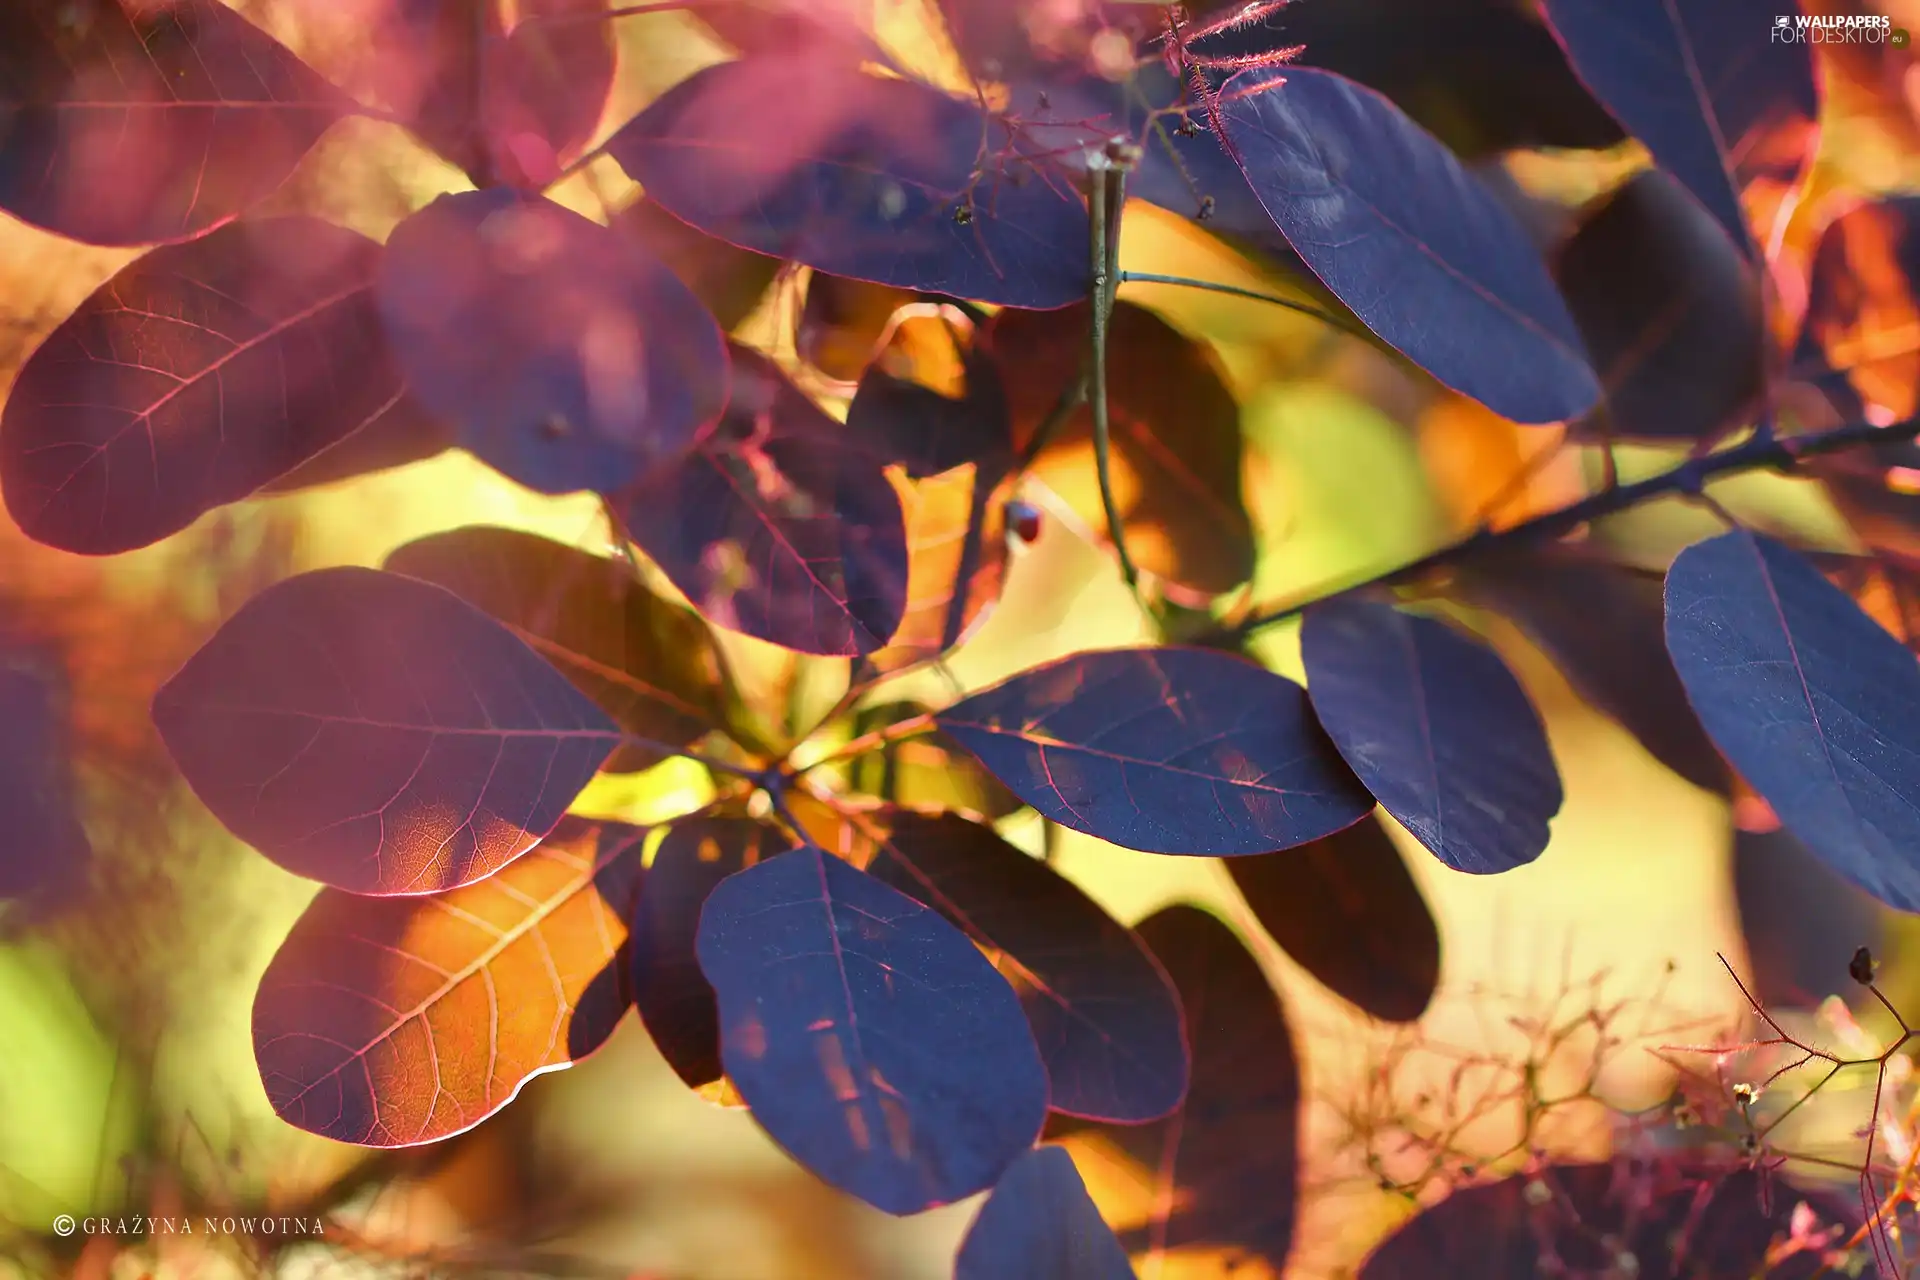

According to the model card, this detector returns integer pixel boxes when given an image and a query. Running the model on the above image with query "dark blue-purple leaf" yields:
[1301,600,1563,875]
[353,0,615,189]
[1540,0,1821,261]
[1220,69,1598,425]
[1454,548,1729,796]
[0,0,350,246]
[376,188,730,497]
[955,1145,1136,1280]
[1,218,417,555]
[1187,0,1624,159]
[694,845,1049,1215]
[1095,905,1299,1271]
[1735,825,1887,1010]
[629,814,783,1091]
[937,646,1375,856]
[253,817,644,1147]
[1664,529,1920,913]
[615,344,908,656]
[152,566,621,896]
[860,809,1188,1123]
[382,525,725,773]
[1225,811,1438,1023]
[1556,169,1765,442]
[604,53,1089,309]
[1799,195,1920,422]
[1359,1163,1861,1279]
[0,651,90,906]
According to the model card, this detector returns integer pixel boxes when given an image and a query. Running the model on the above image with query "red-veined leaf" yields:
[0,0,351,245]
[1,217,418,554]
[614,344,909,656]
[383,525,726,774]
[152,566,622,895]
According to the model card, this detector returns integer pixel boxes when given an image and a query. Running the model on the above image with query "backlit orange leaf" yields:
[867,463,1010,674]
[253,818,645,1147]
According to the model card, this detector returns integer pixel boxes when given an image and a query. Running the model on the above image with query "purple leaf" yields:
[604,52,1089,309]
[1,218,416,555]
[1454,548,1729,796]
[376,189,730,497]
[1096,905,1300,1271]
[614,345,908,657]
[382,525,726,773]
[1225,811,1438,1023]
[1665,529,1920,913]
[628,814,783,1091]
[152,566,621,896]
[1189,0,1625,159]
[955,1146,1136,1280]
[1301,600,1563,875]
[860,809,1189,1123]
[938,646,1375,856]
[695,846,1049,1215]
[0,0,350,246]
[351,0,615,189]
[253,818,643,1146]
[1540,0,1821,261]
[1555,169,1765,442]
[1221,68,1598,425]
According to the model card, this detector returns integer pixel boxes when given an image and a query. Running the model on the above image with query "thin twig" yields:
[1220,415,1920,640]
[1087,148,1138,591]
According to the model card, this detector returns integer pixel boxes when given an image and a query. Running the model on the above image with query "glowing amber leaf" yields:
[253,818,645,1147]
[866,464,1009,674]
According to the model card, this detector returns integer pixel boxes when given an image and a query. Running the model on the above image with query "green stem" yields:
[1116,271,1370,340]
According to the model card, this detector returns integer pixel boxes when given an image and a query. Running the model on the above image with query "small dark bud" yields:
[1851,945,1875,985]
[1005,499,1042,544]
[952,205,974,226]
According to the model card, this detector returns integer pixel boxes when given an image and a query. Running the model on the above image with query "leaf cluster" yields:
[3,0,1920,1274]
